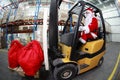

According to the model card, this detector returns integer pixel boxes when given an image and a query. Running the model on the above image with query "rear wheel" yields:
[54,64,78,80]
[97,57,104,67]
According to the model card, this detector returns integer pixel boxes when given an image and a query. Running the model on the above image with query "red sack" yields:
[8,40,23,68]
[18,40,44,76]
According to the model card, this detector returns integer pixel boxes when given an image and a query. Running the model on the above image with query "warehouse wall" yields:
[106,18,120,42]
[103,7,120,42]
[111,26,120,42]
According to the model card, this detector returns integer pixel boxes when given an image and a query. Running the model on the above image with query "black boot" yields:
[76,41,83,50]
[22,75,35,80]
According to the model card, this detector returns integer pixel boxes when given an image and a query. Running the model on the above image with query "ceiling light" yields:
[110,4,113,7]
[98,0,102,4]
[0,6,2,10]
[26,6,29,9]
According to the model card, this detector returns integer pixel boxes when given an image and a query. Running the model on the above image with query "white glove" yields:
[84,26,90,34]
[79,26,90,34]
[79,26,85,31]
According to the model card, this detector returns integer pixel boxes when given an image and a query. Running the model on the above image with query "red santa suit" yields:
[79,8,98,44]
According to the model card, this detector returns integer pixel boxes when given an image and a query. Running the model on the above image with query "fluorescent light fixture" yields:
[26,6,30,9]
[98,0,102,4]
[0,6,2,10]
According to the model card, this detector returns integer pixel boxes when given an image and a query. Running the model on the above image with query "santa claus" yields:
[79,8,98,44]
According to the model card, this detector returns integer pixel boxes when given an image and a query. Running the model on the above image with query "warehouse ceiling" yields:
[71,0,120,26]
[0,0,120,26]
[0,0,50,18]
[0,0,116,10]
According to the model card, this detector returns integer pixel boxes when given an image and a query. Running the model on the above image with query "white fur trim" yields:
[91,32,97,39]
[84,26,90,34]
[79,26,84,31]
[79,38,86,44]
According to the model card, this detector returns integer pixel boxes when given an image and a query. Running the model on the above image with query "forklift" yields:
[42,0,106,80]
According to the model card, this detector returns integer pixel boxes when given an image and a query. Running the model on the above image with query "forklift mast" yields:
[49,0,63,58]
[49,0,58,50]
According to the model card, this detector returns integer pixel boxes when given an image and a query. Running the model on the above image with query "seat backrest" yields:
[97,27,103,39]
[60,32,74,46]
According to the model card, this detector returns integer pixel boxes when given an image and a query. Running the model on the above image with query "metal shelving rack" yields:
[33,0,41,40]
[5,7,12,48]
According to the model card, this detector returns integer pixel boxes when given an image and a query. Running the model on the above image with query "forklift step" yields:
[80,64,89,69]
[75,50,87,55]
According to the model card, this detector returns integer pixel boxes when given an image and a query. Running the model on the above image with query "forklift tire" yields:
[97,57,104,67]
[54,64,78,80]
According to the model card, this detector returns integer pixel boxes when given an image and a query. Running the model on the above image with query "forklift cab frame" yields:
[48,1,106,80]
[60,1,106,61]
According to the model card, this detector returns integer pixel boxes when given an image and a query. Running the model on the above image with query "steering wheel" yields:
[80,22,84,26]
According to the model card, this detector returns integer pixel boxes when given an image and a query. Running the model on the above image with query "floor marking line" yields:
[108,53,120,80]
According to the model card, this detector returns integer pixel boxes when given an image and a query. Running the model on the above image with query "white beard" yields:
[84,13,93,26]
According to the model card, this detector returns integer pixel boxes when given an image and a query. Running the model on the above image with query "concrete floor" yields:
[0,42,120,80]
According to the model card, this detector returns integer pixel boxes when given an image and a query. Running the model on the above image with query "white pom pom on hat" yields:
[86,8,93,13]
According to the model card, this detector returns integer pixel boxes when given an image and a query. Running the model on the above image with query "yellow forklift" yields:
[46,0,106,80]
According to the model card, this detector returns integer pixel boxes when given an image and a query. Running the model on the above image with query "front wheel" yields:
[54,64,78,80]
[97,57,104,67]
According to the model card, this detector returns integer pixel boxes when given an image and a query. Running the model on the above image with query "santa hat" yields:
[86,8,93,13]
